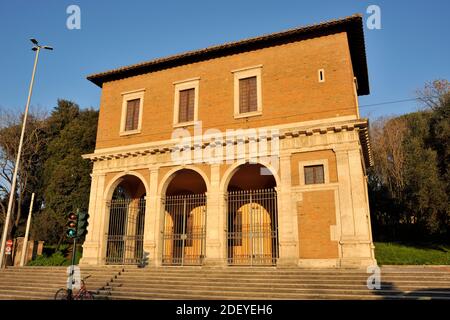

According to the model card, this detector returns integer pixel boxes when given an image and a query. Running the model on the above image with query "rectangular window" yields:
[178,88,195,123]
[239,76,257,114]
[120,89,144,135]
[125,98,141,131]
[318,69,325,82]
[232,65,262,118]
[304,165,325,185]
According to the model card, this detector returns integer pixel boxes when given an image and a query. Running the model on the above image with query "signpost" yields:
[5,240,13,255]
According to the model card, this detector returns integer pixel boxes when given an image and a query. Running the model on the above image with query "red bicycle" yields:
[54,275,94,300]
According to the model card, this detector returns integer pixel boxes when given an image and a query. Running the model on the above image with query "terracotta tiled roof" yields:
[87,14,370,95]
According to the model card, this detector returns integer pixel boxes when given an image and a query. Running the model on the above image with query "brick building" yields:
[80,14,376,268]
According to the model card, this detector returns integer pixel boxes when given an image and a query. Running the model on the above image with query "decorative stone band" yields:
[82,118,373,168]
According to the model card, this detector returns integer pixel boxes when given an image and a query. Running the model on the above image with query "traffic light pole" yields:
[67,210,79,300]
[66,236,77,300]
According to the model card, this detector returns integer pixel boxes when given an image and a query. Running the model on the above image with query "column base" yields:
[339,238,377,269]
[79,256,101,266]
[277,240,298,267]
[143,242,158,267]
[297,259,339,268]
[79,242,101,266]
[339,258,377,269]
[202,257,227,268]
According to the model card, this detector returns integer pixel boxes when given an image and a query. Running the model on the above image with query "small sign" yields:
[5,240,13,255]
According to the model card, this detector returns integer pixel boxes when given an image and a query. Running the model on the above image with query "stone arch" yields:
[219,159,280,193]
[104,171,150,201]
[222,160,279,266]
[158,165,210,197]
[159,166,209,265]
[103,172,149,265]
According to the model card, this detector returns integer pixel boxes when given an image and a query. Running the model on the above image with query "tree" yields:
[31,100,98,244]
[0,108,47,242]
[0,99,98,247]
[369,79,450,241]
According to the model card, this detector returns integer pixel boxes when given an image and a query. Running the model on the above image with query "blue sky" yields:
[0,0,449,120]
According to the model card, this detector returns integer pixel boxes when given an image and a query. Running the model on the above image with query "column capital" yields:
[332,142,360,154]
[90,171,106,178]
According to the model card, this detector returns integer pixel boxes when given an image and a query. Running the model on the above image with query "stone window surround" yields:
[298,159,330,186]
[173,77,200,128]
[232,65,263,119]
[318,68,325,83]
[120,89,145,136]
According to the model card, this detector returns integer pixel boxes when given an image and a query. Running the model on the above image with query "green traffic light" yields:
[67,229,77,238]
[67,211,78,238]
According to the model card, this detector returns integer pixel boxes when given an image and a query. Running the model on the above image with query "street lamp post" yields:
[0,39,52,268]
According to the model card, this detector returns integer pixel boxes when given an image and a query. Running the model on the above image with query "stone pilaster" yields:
[143,168,159,266]
[80,172,106,266]
[277,154,298,266]
[204,164,226,266]
[335,145,376,268]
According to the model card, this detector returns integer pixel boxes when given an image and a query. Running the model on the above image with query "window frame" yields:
[232,65,262,119]
[298,159,330,186]
[173,78,200,128]
[120,89,145,136]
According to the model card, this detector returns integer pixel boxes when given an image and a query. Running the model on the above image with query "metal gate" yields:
[162,194,207,265]
[105,198,145,265]
[227,189,279,266]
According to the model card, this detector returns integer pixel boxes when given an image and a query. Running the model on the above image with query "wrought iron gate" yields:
[162,194,207,265]
[105,198,145,265]
[227,189,279,266]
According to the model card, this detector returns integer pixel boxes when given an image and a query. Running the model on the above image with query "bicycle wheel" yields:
[54,288,69,300]
[79,290,94,300]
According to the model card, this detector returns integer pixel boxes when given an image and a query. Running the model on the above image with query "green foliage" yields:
[375,242,450,265]
[369,80,450,241]
[29,100,98,244]
[27,252,67,266]
[27,244,82,266]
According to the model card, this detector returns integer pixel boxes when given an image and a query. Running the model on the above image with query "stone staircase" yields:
[0,265,449,300]
[0,266,122,300]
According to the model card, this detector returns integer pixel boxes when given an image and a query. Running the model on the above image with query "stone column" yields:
[277,154,298,266]
[335,145,376,268]
[80,172,106,266]
[204,164,225,266]
[124,199,138,263]
[144,167,159,266]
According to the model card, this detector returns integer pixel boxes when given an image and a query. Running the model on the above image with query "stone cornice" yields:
[83,118,373,167]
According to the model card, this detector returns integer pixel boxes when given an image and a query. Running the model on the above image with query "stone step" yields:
[0,276,114,284]
[0,281,112,290]
[111,279,450,290]
[94,288,446,300]
[2,273,450,284]
[104,283,450,296]
[103,268,450,275]
[111,273,450,282]
[1,266,449,300]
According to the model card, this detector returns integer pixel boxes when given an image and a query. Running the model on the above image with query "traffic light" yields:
[77,211,89,238]
[66,212,78,238]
